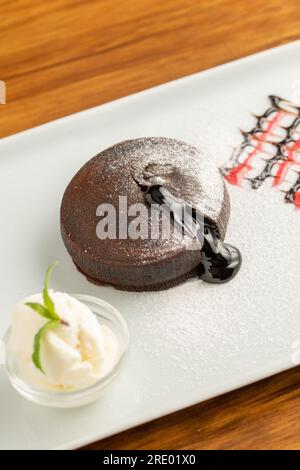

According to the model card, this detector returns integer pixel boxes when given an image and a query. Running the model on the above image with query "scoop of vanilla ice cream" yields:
[10,292,119,391]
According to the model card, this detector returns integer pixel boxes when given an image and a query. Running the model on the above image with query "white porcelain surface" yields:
[1,41,300,449]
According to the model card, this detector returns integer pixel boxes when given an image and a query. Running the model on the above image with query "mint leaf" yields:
[25,302,58,320]
[26,262,67,373]
[43,261,59,317]
[32,320,59,373]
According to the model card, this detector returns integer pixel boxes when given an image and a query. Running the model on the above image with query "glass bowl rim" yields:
[4,294,129,401]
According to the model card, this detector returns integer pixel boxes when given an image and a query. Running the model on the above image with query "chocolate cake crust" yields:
[60,137,230,291]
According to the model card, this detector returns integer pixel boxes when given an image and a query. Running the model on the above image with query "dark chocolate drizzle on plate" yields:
[145,185,241,284]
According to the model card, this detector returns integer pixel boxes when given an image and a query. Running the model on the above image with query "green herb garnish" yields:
[25,302,59,321]
[31,320,59,373]
[25,261,68,373]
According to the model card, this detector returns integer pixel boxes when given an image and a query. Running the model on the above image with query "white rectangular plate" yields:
[1,41,300,450]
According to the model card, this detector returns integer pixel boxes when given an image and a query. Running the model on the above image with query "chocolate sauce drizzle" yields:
[222,95,300,208]
[145,185,241,284]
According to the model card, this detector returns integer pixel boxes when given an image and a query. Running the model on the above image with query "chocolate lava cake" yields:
[60,137,230,291]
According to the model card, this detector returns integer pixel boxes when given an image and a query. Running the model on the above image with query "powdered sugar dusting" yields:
[113,180,300,383]
[63,137,229,274]
[102,137,226,226]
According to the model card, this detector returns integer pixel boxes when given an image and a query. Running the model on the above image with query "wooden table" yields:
[1,0,300,450]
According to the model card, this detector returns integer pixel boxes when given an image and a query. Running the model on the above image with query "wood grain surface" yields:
[83,367,300,450]
[1,0,300,450]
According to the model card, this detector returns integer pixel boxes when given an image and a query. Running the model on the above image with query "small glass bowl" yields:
[4,294,129,408]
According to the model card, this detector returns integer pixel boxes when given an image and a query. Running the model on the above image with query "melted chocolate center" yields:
[145,185,241,284]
